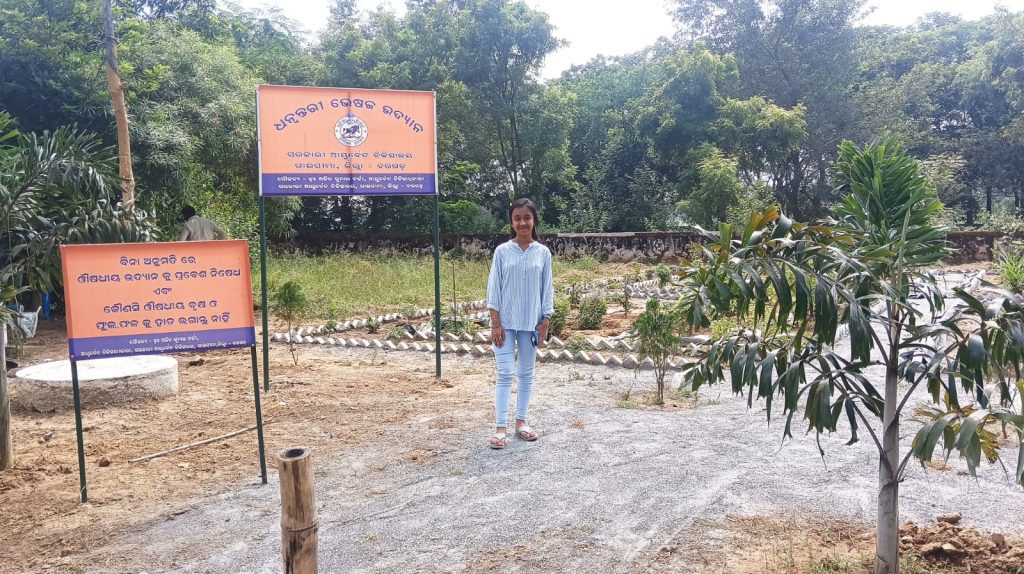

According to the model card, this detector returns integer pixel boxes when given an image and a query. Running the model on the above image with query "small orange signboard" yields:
[257,85,437,196]
[60,240,256,360]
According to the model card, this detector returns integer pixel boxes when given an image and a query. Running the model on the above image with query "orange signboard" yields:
[60,240,256,360]
[257,85,437,196]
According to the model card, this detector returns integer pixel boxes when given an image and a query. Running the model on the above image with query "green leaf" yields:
[912,412,959,462]
[954,409,990,452]
[844,401,859,445]
[955,288,987,318]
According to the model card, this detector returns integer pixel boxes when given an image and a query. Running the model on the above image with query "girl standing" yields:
[486,198,554,449]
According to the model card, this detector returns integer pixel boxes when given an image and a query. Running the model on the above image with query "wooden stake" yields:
[1,324,13,470]
[279,446,317,574]
[127,425,257,463]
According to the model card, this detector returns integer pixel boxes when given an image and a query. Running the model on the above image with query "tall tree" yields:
[453,0,561,205]
[672,0,865,218]
[676,141,1024,573]
[103,0,136,207]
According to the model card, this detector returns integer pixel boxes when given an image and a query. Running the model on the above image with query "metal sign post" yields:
[70,360,87,502]
[250,345,268,483]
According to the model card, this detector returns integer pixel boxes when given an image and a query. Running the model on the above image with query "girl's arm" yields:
[486,248,506,347]
[486,247,502,321]
[540,250,554,320]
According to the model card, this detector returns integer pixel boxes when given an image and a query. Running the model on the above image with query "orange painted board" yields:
[257,85,437,196]
[60,240,256,360]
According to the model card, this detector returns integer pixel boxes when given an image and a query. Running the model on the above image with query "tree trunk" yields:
[787,151,804,219]
[875,360,901,573]
[1,324,13,470]
[986,185,992,214]
[102,0,135,208]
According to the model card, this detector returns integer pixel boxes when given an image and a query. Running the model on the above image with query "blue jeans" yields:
[494,329,537,428]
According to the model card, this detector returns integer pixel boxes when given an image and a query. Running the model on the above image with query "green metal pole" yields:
[250,346,268,484]
[259,196,270,392]
[433,194,442,377]
[70,360,87,503]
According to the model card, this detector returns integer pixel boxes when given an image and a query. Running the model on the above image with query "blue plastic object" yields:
[40,292,52,320]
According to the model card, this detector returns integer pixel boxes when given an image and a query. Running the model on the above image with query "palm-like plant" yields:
[675,140,1024,573]
[0,112,156,307]
[1,112,157,470]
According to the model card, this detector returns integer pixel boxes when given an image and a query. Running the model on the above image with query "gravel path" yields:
[88,271,1024,574]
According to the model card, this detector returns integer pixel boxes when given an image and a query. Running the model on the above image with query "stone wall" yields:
[286,230,1005,263]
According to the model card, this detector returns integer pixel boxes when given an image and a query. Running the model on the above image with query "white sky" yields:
[232,0,1024,79]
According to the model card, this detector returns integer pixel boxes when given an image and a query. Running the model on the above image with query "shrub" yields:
[577,296,607,330]
[655,264,672,287]
[549,298,570,338]
[997,244,1024,293]
[387,326,408,343]
[432,315,475,335]
[709,317,738,341]
[564,333,590,354]
[978,207,1024,235]
[367,317,381,334]
[629,299,682,405]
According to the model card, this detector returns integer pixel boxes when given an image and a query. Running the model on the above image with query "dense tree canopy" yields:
[1,0,1022,237]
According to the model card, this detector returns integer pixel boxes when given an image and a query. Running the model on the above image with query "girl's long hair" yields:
[508,198,540,242]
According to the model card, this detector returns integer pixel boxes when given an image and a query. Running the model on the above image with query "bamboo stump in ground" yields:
[279,446,317,573]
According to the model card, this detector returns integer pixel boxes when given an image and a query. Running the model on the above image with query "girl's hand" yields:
[491,325,505,347]
[537,318,549,343]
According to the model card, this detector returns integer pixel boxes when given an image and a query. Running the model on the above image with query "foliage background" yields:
[0,0,1022,240]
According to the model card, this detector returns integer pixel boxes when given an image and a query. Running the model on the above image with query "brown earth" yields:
[644,515,1024,573]
[2,260,1019,573]
[0,318,494,574]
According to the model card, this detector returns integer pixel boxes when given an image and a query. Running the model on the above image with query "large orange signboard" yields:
[61,241,256,360]
[257,85,437,196]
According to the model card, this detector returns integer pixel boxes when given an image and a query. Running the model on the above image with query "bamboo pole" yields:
[279,446,317,574]
[102,0,135,207]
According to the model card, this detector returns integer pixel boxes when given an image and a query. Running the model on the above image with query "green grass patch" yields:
[257,251,626,320]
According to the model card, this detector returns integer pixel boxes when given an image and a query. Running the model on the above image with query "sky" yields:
[232,0,1024,79]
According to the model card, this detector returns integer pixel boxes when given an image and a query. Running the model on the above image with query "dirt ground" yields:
[1,318,490,573]
[2,261,1022,573]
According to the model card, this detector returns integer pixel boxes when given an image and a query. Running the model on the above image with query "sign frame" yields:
[254,85,444,389]
[256,85,438,197]
[59,240,267,502]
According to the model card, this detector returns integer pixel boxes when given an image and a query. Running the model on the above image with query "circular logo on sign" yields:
[334,113,368,147]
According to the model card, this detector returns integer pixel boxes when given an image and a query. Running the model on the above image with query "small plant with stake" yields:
[620,273,640,316]
[366,317,381,334]
[630,299,682,405]
[273,281,308,366]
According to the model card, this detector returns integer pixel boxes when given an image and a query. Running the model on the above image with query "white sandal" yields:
[515,425,538,441]
[488,432,508,449]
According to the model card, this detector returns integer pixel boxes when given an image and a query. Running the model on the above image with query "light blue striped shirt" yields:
[486,240,554,331]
